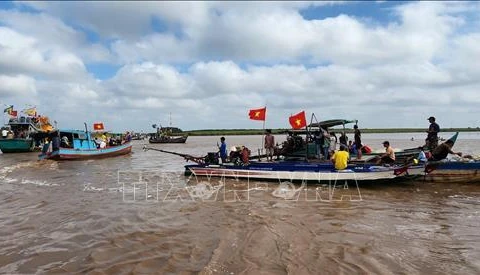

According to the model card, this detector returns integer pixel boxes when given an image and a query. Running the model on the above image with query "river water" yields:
[1,132,479,274]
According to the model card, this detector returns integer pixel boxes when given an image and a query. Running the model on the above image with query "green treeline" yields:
[183,127,480,136]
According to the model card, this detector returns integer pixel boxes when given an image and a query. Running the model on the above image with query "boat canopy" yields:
[280,119,358,134]
[308,119,358,129]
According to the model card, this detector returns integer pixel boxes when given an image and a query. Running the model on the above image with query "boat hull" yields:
[39,142,132,160]
[0,139,34,153]
[185,162,425,183]
[423,161,480,183]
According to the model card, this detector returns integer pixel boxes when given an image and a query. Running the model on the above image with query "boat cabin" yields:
[57,130,98,150]
[2,116,41,139]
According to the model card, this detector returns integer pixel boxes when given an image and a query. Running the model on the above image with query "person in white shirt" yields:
[1,129,8,138]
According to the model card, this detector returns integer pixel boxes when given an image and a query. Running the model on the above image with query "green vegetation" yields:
[184,127,480,136]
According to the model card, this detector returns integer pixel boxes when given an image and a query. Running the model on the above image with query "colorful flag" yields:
[289,111,307,129]
[4,105,13,114]
[10,110,18,117]
[248,107,266,121]
[93,122,105,131]
[23,107,37,116]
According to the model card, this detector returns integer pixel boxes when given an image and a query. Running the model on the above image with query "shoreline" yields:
[181,128,480,136]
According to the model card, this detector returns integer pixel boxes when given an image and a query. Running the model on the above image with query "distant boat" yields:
[149,135,188,144]
[0,116,54,153]
[38,128,132,160]
[148,125,188,144]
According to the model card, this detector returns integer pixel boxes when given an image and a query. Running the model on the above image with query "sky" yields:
[1,1,480,132]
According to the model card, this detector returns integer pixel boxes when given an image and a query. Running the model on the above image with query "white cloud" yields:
[0,74,37,97]
[0,1,480,131]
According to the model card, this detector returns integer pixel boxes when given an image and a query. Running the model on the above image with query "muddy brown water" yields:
[1,133,479,274]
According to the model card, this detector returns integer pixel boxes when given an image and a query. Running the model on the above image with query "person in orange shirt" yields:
[376,141,396,165]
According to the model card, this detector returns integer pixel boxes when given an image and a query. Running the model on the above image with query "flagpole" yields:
[261,106,266,151]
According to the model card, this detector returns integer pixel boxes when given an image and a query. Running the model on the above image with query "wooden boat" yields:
[38,129,132,160]
[419,132,480,183]
[423,160,480,183]
[184,161,426,183]
[149,135,188,144]
[143,146,425,183]
[0,116,54,153]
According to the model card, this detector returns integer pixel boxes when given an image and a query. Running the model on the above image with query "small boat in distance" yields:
[38,126,132,160]
[148,126,188,144]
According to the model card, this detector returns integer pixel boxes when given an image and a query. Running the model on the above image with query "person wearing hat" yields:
[376,141,396,165]
[264,129,275,161]
[425,116,440,151]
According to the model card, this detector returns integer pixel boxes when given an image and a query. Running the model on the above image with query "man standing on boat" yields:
[264,129,275,161]
[219,137,227,163]
[353,125,362,160]
[425,116,440,151]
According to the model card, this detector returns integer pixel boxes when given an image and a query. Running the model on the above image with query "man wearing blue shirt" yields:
[219,136,227,163]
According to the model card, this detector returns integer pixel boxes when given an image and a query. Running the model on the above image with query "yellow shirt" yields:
[331,150,349,170]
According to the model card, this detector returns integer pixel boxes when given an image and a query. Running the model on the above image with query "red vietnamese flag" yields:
[289,111,306,129]
[248,107,266,121]
[93,122,104,131]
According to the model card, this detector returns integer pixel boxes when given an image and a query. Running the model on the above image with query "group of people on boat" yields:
[212,115,468,170]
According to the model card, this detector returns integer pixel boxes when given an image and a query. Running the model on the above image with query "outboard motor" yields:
[205,152,219,165]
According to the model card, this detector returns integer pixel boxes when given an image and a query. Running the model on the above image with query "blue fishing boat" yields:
[38,128,132,160]
[143,146,425,183]
[183,161,426,183]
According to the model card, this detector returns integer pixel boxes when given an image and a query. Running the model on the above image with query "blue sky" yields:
[1,1,480,132]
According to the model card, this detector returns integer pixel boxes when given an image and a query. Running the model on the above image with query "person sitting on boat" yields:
[241,146,251,165]
[124,131,132,143]
[61,136,70,148]
[331,144,350,170]
[1,128,8,138]
[6,130,14,139]
[428,139,462,161]
[376,141,396,165]
[348,140,356,155]
[99,139,107,149]
[219,136,228,163]
[417,147,428,163]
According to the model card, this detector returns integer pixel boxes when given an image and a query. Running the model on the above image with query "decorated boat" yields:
[38,127,132,160]
[0,115,54,153]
